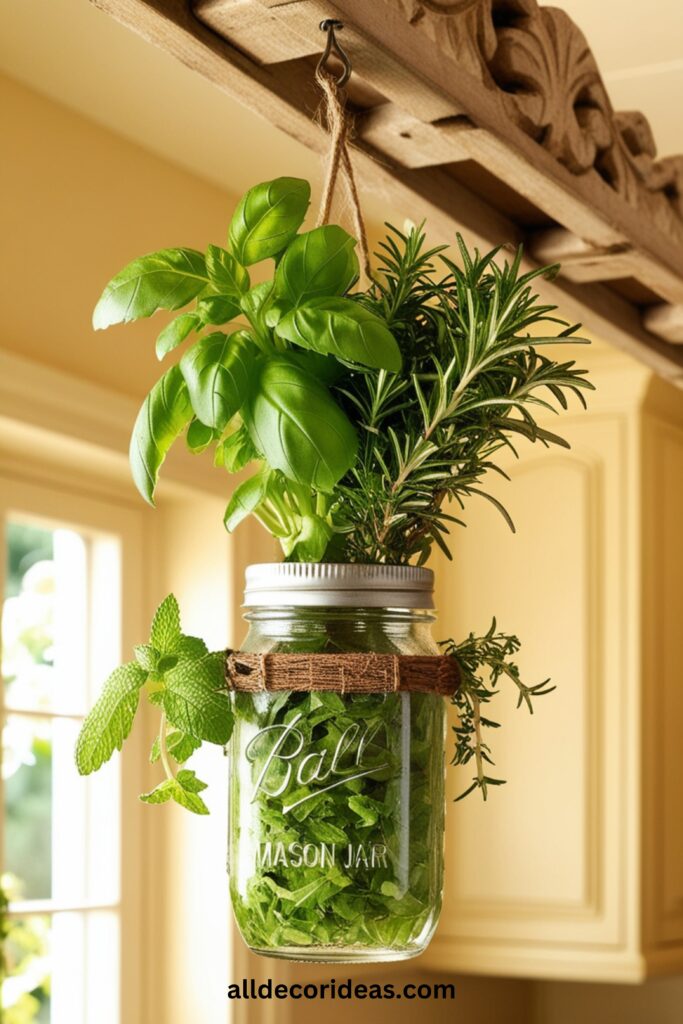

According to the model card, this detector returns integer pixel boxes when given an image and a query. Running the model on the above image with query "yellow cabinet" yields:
[425,344,683,982]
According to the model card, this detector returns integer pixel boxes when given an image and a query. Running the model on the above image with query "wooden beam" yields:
[252,0,683,306]
[643,304,683,345]
[530,230,638,284]
[357,104,477,168]
[198,0,464,121]
[90,0,683,381]
[193,0,319,63]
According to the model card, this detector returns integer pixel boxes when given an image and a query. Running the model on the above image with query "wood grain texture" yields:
[92,0,683,379]
[643,303,683,345]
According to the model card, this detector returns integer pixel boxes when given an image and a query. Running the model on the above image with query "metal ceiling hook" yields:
[317,19,352,87]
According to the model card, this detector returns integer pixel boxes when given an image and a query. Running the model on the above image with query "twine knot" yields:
[315,66,373,283]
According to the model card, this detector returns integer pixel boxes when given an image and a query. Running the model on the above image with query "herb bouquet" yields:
[76,177,591,960]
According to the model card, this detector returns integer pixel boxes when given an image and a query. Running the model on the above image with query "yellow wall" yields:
[4,71,683,1024]
[0,72,238,399]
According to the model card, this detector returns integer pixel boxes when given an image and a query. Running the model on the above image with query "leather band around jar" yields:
[225,650,459,696]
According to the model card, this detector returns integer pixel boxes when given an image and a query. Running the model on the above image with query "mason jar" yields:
[227,563,447,962]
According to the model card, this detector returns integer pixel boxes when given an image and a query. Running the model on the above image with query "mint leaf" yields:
[176,769,208,793]
[150,729,201,765]
[176,635,208,659]
[150,594,181,655]
[134,643,158,673]
[173,786,210,815]
[163,654,232,745]
[140,775,209,815]
[140,779,175,804]
[75,662,147,774]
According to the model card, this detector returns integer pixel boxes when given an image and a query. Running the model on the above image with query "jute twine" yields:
[225,651,459,696]
[315,66,373,283]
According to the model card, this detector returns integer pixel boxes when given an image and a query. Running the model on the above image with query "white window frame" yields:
[0,348,282,1024]
[0,472,148,1024]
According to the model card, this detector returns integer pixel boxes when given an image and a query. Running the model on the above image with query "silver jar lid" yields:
[243,563,434,609]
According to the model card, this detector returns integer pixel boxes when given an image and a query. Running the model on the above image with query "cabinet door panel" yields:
[428,415,632,975]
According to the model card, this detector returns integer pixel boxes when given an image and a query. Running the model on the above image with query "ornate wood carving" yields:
[89,0,683,381]
[402,0,683,247]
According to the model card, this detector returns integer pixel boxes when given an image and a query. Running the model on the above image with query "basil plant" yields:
[95,177,401,561]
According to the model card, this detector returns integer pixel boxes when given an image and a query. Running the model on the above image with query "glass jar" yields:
[228,563,446,962]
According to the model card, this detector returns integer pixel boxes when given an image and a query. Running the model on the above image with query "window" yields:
[1,476,145,1024]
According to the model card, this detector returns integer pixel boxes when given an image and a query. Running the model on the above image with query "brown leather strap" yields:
[225,650,459,696]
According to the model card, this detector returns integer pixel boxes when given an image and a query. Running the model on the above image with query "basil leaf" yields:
[240,282,274,345]
[275,297,402,371]
[287,350,345,385]
[283,514,332,562]
[93,248,208,329]
[186,418,220,454]
[156,312,200,360]
[205,244,249,295]
[224,465,271,532]
[215,424,258,472]
[228,177,310,266]
[196,294,241,326]
[274,226,358,306]
[130,365,193,505]
[180,331,256,430]
[243,359,357,492]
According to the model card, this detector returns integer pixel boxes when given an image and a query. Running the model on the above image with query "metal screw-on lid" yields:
[243,563,434,609]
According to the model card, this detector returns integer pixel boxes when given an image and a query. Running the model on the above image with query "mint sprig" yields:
[75,594,232,815]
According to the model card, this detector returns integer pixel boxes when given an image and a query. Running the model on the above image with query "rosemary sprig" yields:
[442,621,555,800]
[331,226,594,564]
